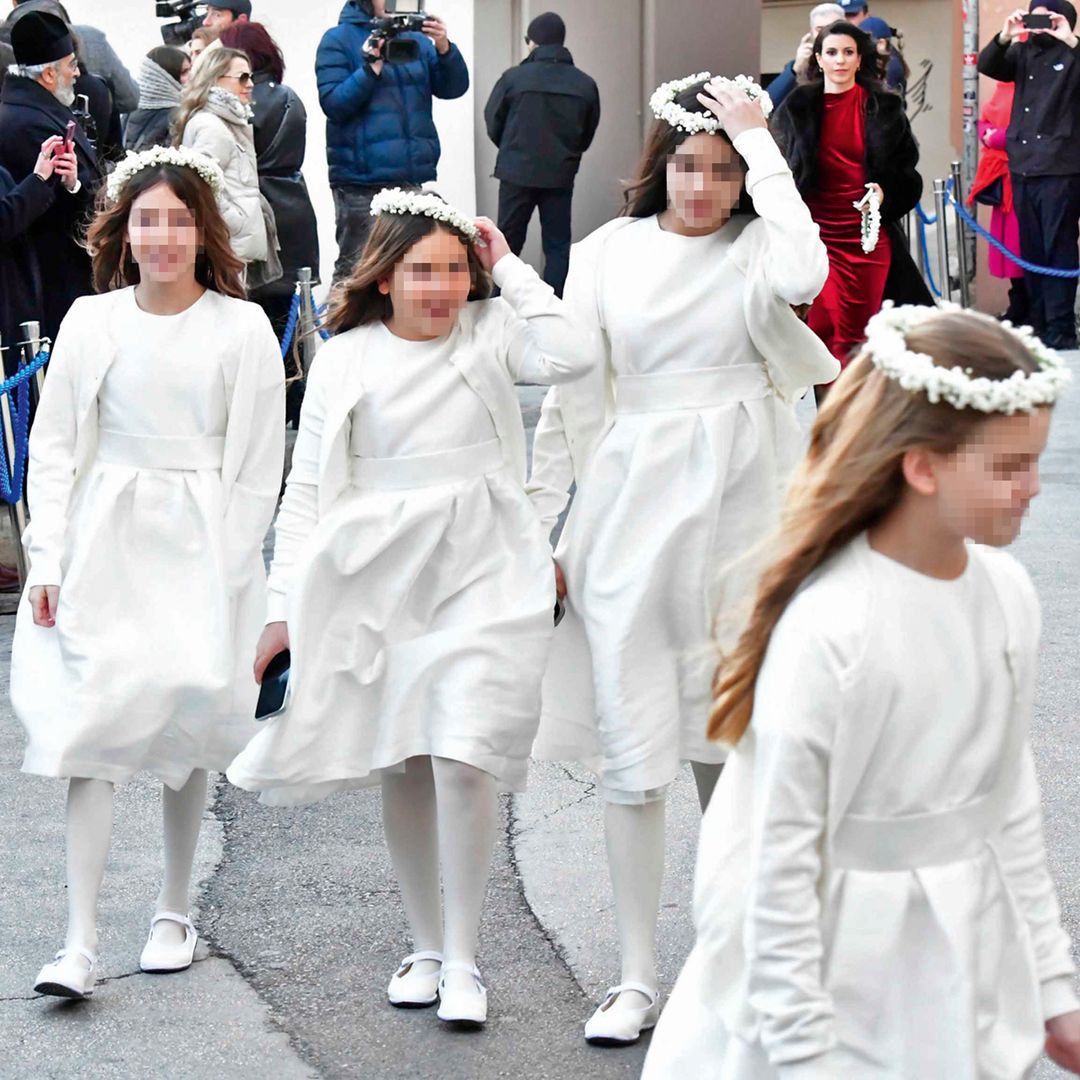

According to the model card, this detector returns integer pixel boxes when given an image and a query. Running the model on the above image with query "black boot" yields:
[1003,277,1030,326]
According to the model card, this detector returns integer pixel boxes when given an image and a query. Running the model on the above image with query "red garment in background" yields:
[806,84,892,369]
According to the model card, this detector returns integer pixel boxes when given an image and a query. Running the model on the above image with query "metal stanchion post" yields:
[297,267,316,378]
[950,161,971,307]
[933,178,952,303]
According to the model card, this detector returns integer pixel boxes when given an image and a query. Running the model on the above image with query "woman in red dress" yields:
[772,21,930,393]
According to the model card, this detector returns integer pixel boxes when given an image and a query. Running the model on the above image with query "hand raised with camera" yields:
[697,80,769,141]
[1046,10,1080,46]
[422,14,451,55]
[471,216,511,273]
[33,135,75,184]
[1000,9,1028,42]
[362,32,385,74]
[793,31,815,78]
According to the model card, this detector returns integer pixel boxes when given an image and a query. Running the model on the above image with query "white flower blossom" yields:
[106,146,225,203]
[864,302,1072,414]
[649,71,773,135]
[854,184,881,254]
[369,188,480,243]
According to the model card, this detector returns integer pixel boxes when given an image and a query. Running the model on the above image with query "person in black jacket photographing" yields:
[978,2,1080,350]
[484,12,600,296]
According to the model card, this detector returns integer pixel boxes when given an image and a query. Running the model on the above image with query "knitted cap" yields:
[526,12,566,46]
[1029,0,1077,30]
[11,9,74,65]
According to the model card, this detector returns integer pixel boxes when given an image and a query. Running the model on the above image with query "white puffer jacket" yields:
[180,88,268,263]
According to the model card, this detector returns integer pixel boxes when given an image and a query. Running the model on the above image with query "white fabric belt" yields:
[97,428,225,470]
[350,438,504,490]
[831,790,1004,872]
[614,364,772,414]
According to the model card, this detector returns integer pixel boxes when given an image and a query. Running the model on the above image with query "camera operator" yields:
[767,3,844,108]
[316,0,469,281]
[0,11,101,342]
[979,1,1080,349]
[204,1,251,31]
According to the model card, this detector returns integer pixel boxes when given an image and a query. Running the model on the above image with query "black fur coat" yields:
[771,82,932,307]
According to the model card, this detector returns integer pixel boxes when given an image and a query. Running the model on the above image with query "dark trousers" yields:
[496,181,574,296]
[1012,172,1080,344]
[332,182,419,284]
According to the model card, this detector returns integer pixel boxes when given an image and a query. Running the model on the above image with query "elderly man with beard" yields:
[0,10,100,341]
[979,0,1080,349]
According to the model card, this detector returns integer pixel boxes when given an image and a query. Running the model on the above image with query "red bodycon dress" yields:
[805,84,891,369]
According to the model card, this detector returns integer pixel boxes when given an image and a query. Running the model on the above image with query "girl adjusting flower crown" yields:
[644,308,1080,1078]
[226,191,593,1028]
[12,146,285,1000]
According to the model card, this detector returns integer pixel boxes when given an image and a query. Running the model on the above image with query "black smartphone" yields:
[255,649,291,720]
[1022,13,1053,28]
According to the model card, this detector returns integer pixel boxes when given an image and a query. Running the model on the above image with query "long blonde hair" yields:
[709,309,1044,747]
[172,46,249,143]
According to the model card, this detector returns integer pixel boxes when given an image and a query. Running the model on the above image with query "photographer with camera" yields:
[316,0,469,281]
[978,1,1080,349]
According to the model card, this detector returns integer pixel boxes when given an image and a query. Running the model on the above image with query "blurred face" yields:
[180,57,193,85]
[817,33,861,90]
[217,55,253,104]
[929,407,1051,547]
[127,181,201,285]
[204,7,238,29]
[665,133,746,231]
[381,228,472,339]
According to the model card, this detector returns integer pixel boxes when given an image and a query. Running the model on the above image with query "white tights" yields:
[603,761,723,1006]
[64,769,208,958]
[381,756,498,982]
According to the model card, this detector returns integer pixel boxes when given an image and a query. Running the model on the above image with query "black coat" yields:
[0,76,102,342]
[0,164,54,374]
[124,107,174,152]
[484,45,600,190]
[771,82,932,307]
[250,72,320,293]
[978,35,1080,177]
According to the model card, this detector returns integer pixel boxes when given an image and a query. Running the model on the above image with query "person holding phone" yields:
[978,2,1080,350]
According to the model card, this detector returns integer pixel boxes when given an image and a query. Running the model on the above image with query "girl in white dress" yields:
[527,75,838,1042]
[643,305,1080,1079]
[226,191,591,1026]
[13,148,285,999]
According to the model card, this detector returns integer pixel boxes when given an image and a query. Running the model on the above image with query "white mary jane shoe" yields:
[584,982,660,1046]
[436,962,487,1028]
[387,949,443,1008]
[139,911,198,974]
[34,946,96,999]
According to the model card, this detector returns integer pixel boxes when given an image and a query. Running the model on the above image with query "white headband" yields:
[107,146,224,203]
[369,188,480,244]
[649,71,773,135]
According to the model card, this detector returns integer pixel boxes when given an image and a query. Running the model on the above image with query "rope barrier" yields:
[917,215,943,299]
[279,288,302,358]
[0,345,50,505]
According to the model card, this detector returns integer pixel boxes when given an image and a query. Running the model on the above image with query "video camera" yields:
[369,0,428,64]
[155,0,206,47]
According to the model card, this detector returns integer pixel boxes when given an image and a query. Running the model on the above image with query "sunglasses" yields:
[222,71,254,85]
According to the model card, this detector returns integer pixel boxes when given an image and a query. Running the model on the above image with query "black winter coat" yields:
[0,76,102,342]
[0,164,54,374]
[250,72,320,293]
[771,82,932,307]
[124,107,174,152]
[484,45,600,189]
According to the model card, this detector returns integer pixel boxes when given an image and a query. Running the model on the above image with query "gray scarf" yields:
[137,57,182,111]
[207,85,254,125]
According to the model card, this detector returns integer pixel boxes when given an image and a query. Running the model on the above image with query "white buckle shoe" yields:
[34,946,96,999]
[584,982,660,1045]
[139,911,198,974]
[387,949,443,1008]
[436,962,487,1027]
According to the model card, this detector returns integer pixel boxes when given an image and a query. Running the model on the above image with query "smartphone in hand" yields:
[63,119,76,156]
[1022,12,1053,29]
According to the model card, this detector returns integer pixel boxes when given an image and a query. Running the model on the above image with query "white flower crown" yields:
[106,146,225,203]
[369,188,480,243]
[649,71,773,135]
[864,302,1072,414]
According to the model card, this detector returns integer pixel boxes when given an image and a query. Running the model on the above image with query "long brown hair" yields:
[709,310,1044,746]
[325,210,491,335]
[86,163,246,297]
[622,76,754,219]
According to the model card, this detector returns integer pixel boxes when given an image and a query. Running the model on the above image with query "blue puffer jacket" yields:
[316,1,469,187]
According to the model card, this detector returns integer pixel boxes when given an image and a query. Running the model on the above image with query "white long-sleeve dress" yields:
[643,535,1079,1080]
[12,288,285,789]
[528,128,839,802]
[226,255,591,805]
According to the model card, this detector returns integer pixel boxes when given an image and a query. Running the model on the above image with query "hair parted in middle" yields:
[621,76,755,219]
[173,46,251,143]
[325,207,492,336]
[85,162,246,298]
[708,308,1045,748]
